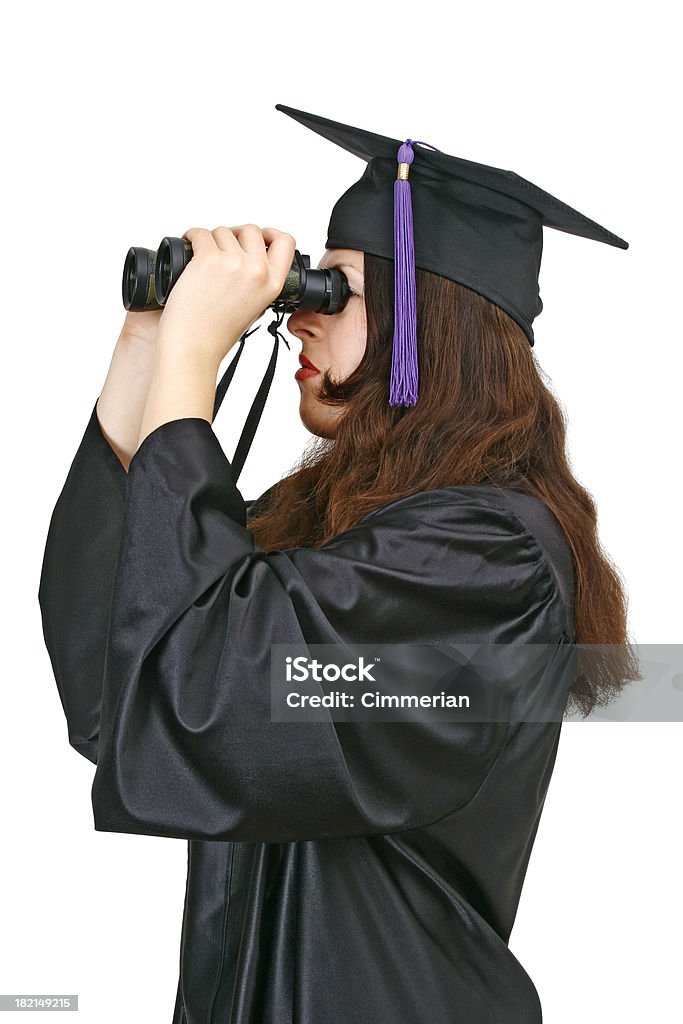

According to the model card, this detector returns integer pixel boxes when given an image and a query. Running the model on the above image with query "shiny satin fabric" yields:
[39,400,576,1024]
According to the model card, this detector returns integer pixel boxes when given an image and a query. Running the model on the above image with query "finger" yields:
[225,223,269,255]
[210,226,244,254]
[261,227,296,275]
[182,227,217,255]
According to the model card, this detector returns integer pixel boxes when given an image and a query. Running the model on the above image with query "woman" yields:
[39,110,639,1023]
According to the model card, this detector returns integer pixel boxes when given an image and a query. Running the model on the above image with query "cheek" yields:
[328,312,367,376]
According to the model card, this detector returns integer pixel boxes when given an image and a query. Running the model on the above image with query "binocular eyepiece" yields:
[122,237,352,316]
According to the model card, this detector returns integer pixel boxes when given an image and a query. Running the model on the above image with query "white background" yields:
[2,1,681,1021]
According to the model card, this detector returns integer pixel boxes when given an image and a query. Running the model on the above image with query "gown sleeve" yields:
[38,400,127,764]
[82,415,567,844]
[38,400,269,766]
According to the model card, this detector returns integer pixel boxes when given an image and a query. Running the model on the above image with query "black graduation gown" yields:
[38,399,576,1024]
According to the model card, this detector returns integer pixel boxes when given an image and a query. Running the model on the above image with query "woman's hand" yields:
[133,226,295,452]
[157,224,296,368]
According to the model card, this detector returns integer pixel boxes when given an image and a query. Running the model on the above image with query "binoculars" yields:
[122,237,352,316]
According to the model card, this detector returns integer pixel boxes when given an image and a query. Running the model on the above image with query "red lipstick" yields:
[295,353,320,382]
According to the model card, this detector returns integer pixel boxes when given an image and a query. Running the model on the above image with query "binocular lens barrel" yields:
[122,248,159,311]
[155,237,194,306]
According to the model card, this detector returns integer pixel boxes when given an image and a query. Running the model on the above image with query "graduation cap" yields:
[275,103,629,407]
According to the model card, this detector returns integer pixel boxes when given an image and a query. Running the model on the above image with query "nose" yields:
[285,308,322,344]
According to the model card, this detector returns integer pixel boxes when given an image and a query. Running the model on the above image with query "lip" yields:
[299,353,319,371]
[295,366,319,382]
[295,352,320,382]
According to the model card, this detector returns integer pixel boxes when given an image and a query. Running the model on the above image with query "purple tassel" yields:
[390,140,418,406]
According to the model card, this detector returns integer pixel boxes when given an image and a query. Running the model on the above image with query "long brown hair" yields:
[248,252,641,716]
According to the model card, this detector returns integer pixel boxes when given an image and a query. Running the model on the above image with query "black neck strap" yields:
[211,303,290,484]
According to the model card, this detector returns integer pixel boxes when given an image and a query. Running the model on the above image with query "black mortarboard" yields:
[275,103,629,406]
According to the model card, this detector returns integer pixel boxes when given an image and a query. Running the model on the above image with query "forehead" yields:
[317,248,364,273]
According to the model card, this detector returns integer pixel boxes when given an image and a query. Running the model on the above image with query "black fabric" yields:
[275,103,629,345]
[38,403,127,764]
[39,402,577,1024]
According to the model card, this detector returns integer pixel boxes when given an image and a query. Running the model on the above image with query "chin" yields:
[299,399,336,439]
